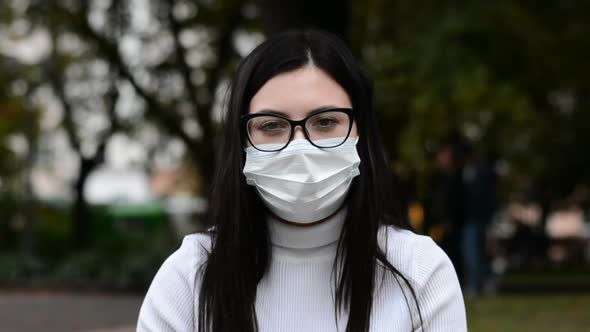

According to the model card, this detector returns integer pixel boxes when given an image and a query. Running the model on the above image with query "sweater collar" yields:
[266,207,346,249]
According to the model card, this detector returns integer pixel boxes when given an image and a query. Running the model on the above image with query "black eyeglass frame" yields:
[240,108,355,152]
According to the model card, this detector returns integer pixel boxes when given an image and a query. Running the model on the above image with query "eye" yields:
[310,116,340,130]
[317,118,338,127]
[258,120,288,132]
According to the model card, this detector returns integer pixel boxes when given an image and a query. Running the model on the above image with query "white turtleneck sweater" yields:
[137,208,467,331]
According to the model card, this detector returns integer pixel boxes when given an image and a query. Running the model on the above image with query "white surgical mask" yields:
[243,137,360,223]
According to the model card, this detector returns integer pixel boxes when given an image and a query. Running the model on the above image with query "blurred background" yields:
[1,0,589,331]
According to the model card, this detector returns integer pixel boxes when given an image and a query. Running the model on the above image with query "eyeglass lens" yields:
[246,110,350,151]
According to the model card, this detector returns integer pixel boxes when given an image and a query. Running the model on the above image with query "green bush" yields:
[0,254,46,285]
[0,226,179,291]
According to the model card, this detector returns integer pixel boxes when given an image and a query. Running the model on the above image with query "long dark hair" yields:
[198,29,422,332]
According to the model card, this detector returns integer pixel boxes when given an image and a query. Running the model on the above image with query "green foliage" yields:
[1,200,176,291]
[0,227,179,291]
[0,254,46,284]
[354,0,590,202]
[33,203,73,259]
[0,69,28,178]
[50,230,177,291]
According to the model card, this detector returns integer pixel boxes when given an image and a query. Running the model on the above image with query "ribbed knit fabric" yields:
[137,209,467,331]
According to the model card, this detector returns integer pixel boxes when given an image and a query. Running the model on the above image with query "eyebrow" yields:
[255,105,341,117]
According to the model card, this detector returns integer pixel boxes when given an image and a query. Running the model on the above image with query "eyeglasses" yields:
[241,108,354,152]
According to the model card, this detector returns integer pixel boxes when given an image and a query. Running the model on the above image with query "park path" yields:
[0,290,143,332]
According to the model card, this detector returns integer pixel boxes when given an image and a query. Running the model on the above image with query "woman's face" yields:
[248,66,358,143]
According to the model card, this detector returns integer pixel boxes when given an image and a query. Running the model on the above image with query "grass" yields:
[466,294,590,332]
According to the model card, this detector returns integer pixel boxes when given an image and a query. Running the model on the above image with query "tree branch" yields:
[92,74,121,167]
[167,0,202,122]
[57,4,198,151]
[48,26,82,154]
[168,0,245,158]
[204,0,245,107]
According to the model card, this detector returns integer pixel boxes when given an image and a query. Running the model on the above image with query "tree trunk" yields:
[19,171,37,255]
[73,157,93,248]
[20,107,38,255]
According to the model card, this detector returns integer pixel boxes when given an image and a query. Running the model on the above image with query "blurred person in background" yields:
[137,30,466,332]
[432,140,466,286]
[461,144,496,296]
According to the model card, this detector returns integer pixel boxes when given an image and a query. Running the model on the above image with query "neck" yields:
[266,206,347,249]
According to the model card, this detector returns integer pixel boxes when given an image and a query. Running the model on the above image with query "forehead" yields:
[248,66,352,118]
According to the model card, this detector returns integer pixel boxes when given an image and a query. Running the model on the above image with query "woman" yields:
[137,29,466,332]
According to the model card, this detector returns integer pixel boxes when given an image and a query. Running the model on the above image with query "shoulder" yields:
[378,226,467,331]
[378,226,447,283]
[137,233,212,331]
[150,232,212,284]
[165,233,212,272]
